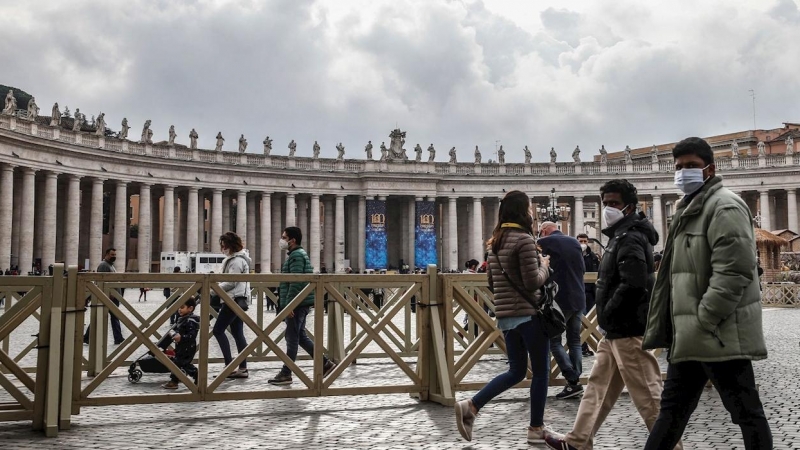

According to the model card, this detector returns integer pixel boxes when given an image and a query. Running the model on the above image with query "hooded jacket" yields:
[219,250,252,299]
[642,176,767,363]
[595,210,658,339]
[278,246,315,310]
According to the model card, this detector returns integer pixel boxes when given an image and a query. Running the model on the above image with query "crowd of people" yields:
[455,137,772,449]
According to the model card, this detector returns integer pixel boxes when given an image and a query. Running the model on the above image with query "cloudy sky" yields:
[3,0,799,161]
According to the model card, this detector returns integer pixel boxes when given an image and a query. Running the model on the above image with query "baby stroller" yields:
[128,325,181,383]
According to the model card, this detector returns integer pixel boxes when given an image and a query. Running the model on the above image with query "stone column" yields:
[138,184,151,273]
[0,165,14,270]
[297,196,308,240]
[19,168,36,274]
[651,194,664,252]
[574,196,584,236]
[211,188,223,244]
[186,187,199,253]
[34,177,44,264]
[401,199,410,264]
[357,196,366,272]
[41,172,58,271]
[89,178,105,270]
[236,190,247,246]
[114,181,128,271]
[174,193,181,251]
[788,189,798,233]
[198,192,206,251]
[64,175,80,266]
[222,193,231,233]
[162,185,174,254]
[309,194,321,272]
[759,190,771,231]
[335,194,345,273]
[323,198,334,272]
[285,193,296,227]
[247,195,257,262]
[271,195,282,271]
[471,197,483,261]
[260,192,271,272]
[448,196,458,271]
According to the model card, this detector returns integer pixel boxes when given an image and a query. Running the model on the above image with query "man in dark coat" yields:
[538,222,586,399]
[577,233,600,356]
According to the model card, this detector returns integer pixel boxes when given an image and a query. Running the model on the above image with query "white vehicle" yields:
[193,252,226,274]
[160,252,194,273]
[160,251,226,274]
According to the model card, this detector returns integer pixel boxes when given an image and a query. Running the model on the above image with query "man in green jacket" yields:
[642,137,772,449]
[268,226,336,385]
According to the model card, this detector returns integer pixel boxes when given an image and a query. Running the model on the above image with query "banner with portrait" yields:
[415,200,437,269]
[365,199,388,270]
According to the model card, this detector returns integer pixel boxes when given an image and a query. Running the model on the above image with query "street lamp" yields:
[536,188,571,223]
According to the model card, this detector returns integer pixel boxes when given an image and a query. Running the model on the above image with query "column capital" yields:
[286,192,296,198]
[652,193,662,199]
[415,197,423,202]
[92,177,105,184]
[212,187,223,194]
[44,171,59,179]
[21,167,37,175]
[237,189,249,195]
[377,195,387,201]
[188,186,199,193]
[311,193,320,199]
[162,184,174,191]
[116,179,128,187]
[1,163,15,172]
[336,193,346,199]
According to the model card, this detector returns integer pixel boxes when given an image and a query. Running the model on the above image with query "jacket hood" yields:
[230,250,252,266]
[603,211,659,246]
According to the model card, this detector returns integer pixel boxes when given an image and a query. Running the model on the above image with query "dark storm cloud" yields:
[1,0,799,162]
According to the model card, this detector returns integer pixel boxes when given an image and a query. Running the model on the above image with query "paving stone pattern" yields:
[0,291,798,449]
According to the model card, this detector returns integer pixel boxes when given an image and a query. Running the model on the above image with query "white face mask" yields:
[674,165,710,195]
[603,205,626,228]
[580,243,588,252]
[279,239,289,251]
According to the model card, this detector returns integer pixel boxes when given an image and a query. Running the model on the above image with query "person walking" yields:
[538,221,586,399]
[454,190,552,445]
[576,233,600,357]
[212,231,251,379]
[544,179,682,450]
[268,226,336,385]
[642,137,772,449]
[83,248,125,345]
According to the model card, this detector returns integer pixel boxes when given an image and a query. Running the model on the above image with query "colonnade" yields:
[0,165,794,274]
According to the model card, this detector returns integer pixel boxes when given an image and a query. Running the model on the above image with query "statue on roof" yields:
[572,145,581,163]
[624,145,633,164]
[336,142,345,160]
[50,103,60,126]
[95,112,105,136]
[26,97,39,120]
[599,145,608,164]
[189,128,198,149]
[786,135,795,156]
[168,125,177,146]
[427,144,435,162]
[313,141,321,159]
[379,142,388,161]
[757,141,766,156]
[238,134,247,153]
[415,143,423,162]
[364,141,373,160]
[215,132,224,151]
[119,118,129,139]
[73,108,83,131]
[449,147,457,164]
[288,139,296,157]
[549,147,557,163]
[140,119,152,143]
[2,90,16,115]
[262,136,272,155]
[651,145,658,163]
[388,129,407,160]
[498,145,505,164]
[474,146,481,164]
[523,145,531,164]
[731,139,739,159]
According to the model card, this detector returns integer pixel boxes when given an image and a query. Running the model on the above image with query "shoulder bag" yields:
[496,255,566,339]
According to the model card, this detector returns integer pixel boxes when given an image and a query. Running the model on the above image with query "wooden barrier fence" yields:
[2,266,796,437]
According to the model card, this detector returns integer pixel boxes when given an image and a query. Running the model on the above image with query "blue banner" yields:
[365,199,388,270]
[415,201,437,269]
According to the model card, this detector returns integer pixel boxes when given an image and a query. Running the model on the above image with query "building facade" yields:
[1,113,798,274]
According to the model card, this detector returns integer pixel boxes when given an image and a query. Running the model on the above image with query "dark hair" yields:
[184,297,197,308]
[173,266,181,273]
[104,248,116,256]
[673,137,714,165]
[600,179,639,207]
[218,231,243,252]
[488,190,534,255]
[465,259,479,269]
[576,233,589,240]
[284,226,302,245]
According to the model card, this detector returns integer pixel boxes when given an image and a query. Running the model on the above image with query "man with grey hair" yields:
[538,221,586,399]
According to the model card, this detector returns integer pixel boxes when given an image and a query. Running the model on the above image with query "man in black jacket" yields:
[538,222,586,399]
[577,233,600,356]
[545,179,682,450]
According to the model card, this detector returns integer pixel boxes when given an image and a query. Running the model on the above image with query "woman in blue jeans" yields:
[455,190,552,445]
[213,231,252,379]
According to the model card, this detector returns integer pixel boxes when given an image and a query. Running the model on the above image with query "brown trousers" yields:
[564,336,683,450]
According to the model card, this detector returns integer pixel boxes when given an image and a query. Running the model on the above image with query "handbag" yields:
[497,255,566,339]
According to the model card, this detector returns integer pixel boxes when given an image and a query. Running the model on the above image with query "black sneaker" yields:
[556,383,584,400]
[268,371,293,385]
[323,360,337,378]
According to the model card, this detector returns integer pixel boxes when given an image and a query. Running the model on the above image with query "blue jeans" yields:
[281,306,329,375]
[549,310,583,384]
[213,304,248,370]
[471,319,550,427]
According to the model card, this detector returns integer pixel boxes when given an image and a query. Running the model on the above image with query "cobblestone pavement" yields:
[1,291,798,449]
